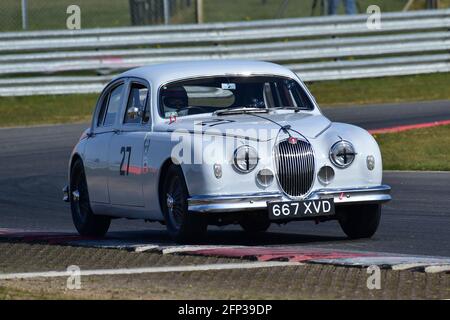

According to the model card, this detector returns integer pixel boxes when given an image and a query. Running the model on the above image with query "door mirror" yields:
[127,106,141,120]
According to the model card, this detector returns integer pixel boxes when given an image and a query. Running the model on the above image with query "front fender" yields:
[313,122,383,188]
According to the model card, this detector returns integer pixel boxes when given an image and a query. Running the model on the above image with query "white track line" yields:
[391,263,430,271]
[424,265,450,274]
[161,245,246,255]
[0,261,301,280]
[133,245,161,253]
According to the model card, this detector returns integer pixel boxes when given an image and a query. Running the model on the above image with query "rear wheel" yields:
[161,165,207,243]
[337,204,381,239]
[240,213,271,234]
[70,159,111,237]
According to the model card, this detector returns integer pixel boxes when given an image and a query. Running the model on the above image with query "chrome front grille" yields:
[274,139,315,197]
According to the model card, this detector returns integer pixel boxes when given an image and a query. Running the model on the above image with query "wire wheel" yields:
[70,159,110,237]
[337,204,381,239]
[162,165,207,243]
[166,176,184,229]
[71,168,90,225]
[240,213,271,234]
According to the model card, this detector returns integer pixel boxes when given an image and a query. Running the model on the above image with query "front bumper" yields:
[188,185,391,213]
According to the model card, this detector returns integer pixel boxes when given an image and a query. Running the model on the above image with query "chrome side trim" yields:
[188,185,391,213]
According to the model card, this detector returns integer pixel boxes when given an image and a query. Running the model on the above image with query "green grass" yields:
[2,0,448,31]
[308,72,450,107]
[375,125,450,171]
[0,286,68,300]
[0,94,97,127]
[410,0,450,9]
[0,72,449,127]
[203,0,408,22]
[1,0,131,31]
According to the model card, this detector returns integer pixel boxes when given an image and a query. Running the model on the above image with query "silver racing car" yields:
[63,60,391,242]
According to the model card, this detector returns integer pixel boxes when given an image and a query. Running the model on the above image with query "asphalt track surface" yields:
[323,100,450,130]
[0,100,449,257]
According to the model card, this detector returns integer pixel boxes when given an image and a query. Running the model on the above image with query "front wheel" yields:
[70,159,111,237]
[240,213,271,234]
[161,165,207,243]
[337,204,381,239]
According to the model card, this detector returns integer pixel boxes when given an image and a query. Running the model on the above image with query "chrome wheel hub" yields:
[72,190,80,202]
[166,193,174,211]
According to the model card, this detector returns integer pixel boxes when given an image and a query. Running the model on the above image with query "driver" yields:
[162,86,188,114]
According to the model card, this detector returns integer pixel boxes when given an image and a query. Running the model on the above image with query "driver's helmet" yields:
[162,86,188,110]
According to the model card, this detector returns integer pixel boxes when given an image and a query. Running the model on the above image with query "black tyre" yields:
[161,165,207,243]
[337,204,381,239]
[240,213,271,234]
[70,159,111,237]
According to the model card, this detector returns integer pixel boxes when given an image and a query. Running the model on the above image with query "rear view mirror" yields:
[127,106,142,120]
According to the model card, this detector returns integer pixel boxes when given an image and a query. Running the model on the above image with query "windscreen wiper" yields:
[268,107,306,112]
[213,107,269,116]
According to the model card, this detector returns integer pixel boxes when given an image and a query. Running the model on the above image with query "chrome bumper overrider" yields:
[188,185,392,213]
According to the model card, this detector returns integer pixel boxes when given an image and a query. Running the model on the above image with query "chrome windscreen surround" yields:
[273,138,315,198]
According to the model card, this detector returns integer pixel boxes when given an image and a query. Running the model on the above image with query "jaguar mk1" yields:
[63,60,391,242]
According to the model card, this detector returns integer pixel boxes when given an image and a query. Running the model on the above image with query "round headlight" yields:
[233,146,258,173]
[330,141,356,169]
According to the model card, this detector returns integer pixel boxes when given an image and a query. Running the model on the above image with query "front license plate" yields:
[268,199,335,220]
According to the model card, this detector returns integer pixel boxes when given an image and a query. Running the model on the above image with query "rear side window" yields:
[102,84,124,127]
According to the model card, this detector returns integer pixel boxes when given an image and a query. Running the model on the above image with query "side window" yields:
[124,83,150,124]
[103,84,124,127]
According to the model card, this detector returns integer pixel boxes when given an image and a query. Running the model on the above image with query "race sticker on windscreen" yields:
[221,83,236,90]
[165,111,178,118]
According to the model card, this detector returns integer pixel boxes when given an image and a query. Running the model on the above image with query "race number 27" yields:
[120,146,132,176]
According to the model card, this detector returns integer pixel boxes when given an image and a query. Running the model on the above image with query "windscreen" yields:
[159,76,314,119]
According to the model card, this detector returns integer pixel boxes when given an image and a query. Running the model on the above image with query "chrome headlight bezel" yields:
[329,140,356,169]
[256,168,274,187]
[233,146,259,173]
